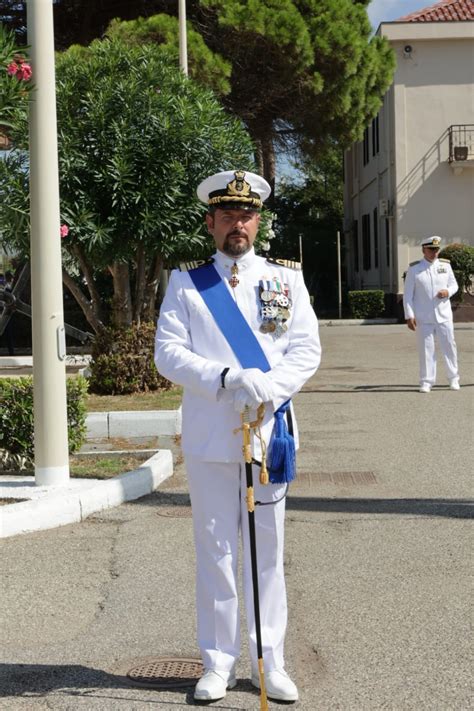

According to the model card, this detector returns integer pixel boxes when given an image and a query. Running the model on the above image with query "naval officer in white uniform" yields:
[155,170,321,703]
[403,235,460,392]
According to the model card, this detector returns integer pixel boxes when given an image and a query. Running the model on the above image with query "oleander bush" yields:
[0,376,88,469]
[348,290,385,319]
[439,243,474,301]
[88,321,172,395]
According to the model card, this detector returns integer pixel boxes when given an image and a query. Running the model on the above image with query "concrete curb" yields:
[319,318,399,326]
[0,449,173,539]
[86,407,182,439]
[0,355,91,367]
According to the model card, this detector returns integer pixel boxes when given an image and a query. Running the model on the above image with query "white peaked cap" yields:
[421,236,442,247]
[197,170,271,209]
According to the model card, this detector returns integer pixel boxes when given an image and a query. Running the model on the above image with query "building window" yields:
[385,220,390,267]
[363,128,370,165]
[372,115,379,156]
[353,220,359,273]
[373,207,379,268]
[362,213,371,270]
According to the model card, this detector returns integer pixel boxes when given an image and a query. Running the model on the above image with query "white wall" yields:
[392,36,474,275]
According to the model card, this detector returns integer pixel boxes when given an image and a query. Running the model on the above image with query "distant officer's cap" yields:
[197,170,271,211]
[421,236,442,248]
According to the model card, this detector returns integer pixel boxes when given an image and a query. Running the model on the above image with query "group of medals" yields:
[258,278,292,337]
[227,263,293,338]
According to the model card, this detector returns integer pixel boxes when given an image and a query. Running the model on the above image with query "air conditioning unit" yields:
[379,199,391,217]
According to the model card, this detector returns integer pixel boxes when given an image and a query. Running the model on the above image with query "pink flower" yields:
[60,224,69,238]
[6,59,32,81]
[17,63,32,81]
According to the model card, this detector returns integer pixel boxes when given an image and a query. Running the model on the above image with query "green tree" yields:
[106,15,231,96]
[2,1,395,188]
[101,1,394,192]
[0,23,33,134]
[197,0,395,187]
[0,38,255,330]
[272,146,344,313]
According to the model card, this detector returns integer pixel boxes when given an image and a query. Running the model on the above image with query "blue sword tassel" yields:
[267,400,296,483]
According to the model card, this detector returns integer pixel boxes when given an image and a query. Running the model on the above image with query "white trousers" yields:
[185,457,288,673]
[416,320,459,385]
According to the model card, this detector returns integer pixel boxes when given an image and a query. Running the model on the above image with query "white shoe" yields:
[251,668,299,702]
[194,669,237,702]
[449,378,460,390]
[419,383,431,393]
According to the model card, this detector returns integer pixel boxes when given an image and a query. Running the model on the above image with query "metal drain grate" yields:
[125,657,203,689]
[293,471,377,487]
[156,506,192,518]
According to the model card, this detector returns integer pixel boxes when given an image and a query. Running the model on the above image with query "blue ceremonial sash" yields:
[188,263,270,372]
[188,262,295,483]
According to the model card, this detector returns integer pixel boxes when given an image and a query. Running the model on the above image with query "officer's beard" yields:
[223,231,250,257]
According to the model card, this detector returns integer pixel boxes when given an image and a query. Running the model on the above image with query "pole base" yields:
[35,464,70,486]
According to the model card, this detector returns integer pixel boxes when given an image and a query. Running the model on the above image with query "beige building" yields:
[343,0,474,313]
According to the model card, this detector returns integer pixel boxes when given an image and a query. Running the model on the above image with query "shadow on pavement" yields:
[134,491,473,519]
[301,384,473,393]
[286,496,473,519]
[0,663,253,708]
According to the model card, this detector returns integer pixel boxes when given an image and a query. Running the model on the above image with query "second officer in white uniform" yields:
[403,235,460,392]
[155,170,321,703]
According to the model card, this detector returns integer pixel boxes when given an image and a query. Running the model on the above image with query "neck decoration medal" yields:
[259,277,292,337]
[229,262,239,288]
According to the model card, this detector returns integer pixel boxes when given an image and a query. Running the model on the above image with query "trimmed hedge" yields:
[88,322,172,395]
[439,243,474,301]
[348,290,385,319]
[0,376,88,469]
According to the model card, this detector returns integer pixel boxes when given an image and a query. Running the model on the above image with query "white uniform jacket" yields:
[403,258,458,324]
[155,248,321,462]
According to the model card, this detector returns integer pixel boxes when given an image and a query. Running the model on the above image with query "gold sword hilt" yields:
[233,404,269,485]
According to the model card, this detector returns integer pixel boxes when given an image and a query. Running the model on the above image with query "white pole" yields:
[27,0,70,486]
[337,230,342,319]
[178,0,188,76]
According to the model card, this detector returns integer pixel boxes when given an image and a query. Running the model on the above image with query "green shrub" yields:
[0,376,88,467]
[88,322,172,395]
[348,290,385,319]
[439,243,474,301]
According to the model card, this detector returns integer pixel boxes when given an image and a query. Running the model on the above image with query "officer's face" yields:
[423,247,440,262]
[206,208,260,257]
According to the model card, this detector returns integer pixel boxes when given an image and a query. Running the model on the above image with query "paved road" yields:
[1,325,472,710]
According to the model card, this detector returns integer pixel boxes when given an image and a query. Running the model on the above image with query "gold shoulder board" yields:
[439,258,450,263]
[266,257,302,270]
[178,258,214,272]
[409,260,420,266]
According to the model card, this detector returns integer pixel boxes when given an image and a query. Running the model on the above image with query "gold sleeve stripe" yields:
[178,258,214,272]
[266,257,302,270]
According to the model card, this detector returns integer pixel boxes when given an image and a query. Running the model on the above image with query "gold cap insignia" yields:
[227,171,251,198]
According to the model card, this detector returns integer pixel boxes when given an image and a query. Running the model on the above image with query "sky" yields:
[367,0,435,29]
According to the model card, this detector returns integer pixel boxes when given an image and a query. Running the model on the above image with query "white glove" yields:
[224,368,274,403]
[233,387,261,413]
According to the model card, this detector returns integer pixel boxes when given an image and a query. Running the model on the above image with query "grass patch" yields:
[86,386,182,412]
[3,454,152,480]
[0,498,28,505]
[70,454,149,479]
